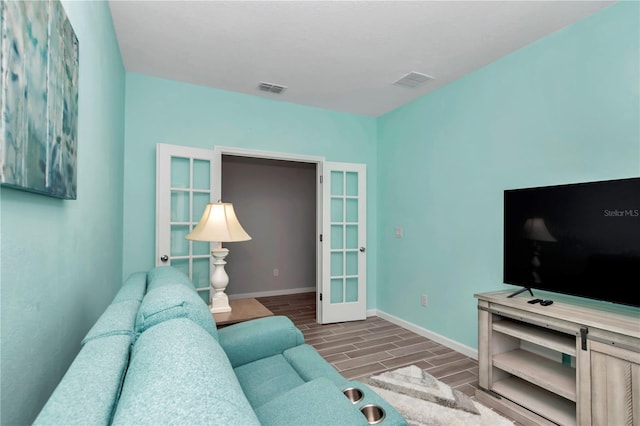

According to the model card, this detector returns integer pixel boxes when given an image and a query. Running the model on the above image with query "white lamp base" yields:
[210,247,232,313]
[210,293,231,313]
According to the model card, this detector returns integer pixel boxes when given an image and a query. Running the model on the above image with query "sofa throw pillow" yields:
[81,300,140,345]
[112,318,259,426]
[146,266,195,292]
[112,271,147,303]
[135,284,218,340]
[34,334,133,425]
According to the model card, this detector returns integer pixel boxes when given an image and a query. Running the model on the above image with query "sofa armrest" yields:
[218,316,304,368]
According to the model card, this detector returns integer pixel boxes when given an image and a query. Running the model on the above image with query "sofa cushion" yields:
[255,377,370,426]
[81,300,139,344]
[33,335,132,425]
[146,265,195,292]
[135,283,217,340]
[234,354,305,409]
[112,318,259,426]
[112,271,147,303]
[283,343,349,388]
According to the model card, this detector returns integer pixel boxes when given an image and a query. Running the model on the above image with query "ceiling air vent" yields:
[393,72,434,88]
[258,81,287,94]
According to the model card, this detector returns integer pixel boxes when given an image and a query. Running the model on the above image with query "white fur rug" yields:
[363,365,514,426]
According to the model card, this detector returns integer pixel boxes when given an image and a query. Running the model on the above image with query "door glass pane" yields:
[192,257,210,289]
[345,225,358,249]
[345,251,358,275]
[193,159,210,190]
[331,225,343,249]
[331,252,343,276]
[345,278,358,302]
[331,171,343,196]
[193,192,210,223]
[171,258,189,277]
[331,198,343,222]
[193,241,210,256]
[345,198,357,222]
[171,191,189,222]
[345,172,358,196]
[331,279,343,303]
[171,157,190,188]
[171,225,190,256]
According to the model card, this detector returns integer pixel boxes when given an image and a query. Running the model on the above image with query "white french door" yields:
[156,143,216,301]
[320,162,367,324]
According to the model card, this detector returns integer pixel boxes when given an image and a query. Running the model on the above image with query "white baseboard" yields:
[370,309,478,360]
[229,286,316,300]
[224,295,477,360]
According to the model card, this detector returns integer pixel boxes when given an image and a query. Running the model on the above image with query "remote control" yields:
[540,299,554,306]
[527,299,543,304]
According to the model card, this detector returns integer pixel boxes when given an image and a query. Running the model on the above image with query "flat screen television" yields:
[503,177,640,308]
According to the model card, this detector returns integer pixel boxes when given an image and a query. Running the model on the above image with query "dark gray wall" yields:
[222,156,317,296]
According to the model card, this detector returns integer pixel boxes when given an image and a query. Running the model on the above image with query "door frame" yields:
[212,146,326,322]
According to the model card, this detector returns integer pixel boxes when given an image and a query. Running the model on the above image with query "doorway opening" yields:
[221,155,318,300]
[213,147,324,323]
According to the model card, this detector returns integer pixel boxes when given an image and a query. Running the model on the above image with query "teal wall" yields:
[0,1,126,424]
[122,74,378,306]
[377,2,640,349]
[1,2,638,423]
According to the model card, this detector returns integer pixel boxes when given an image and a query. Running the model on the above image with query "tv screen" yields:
[503,177,640,308]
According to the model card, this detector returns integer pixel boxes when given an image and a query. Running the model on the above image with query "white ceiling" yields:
[108,1,614,117]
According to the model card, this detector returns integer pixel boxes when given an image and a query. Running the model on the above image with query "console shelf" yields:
[475,290,640,426]
[492,376,576,426]
[493,319,576,356]
[493,349,575,401]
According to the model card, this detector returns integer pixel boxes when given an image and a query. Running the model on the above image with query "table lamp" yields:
[186,202,251,313]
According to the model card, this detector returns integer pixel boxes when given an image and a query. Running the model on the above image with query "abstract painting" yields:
[0,0,79,199]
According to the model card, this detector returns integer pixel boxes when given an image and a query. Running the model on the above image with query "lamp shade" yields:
[186,202,251,242]
[522,217,556,242]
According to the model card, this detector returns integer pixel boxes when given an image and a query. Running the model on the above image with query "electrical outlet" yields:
[273,268,279,277]
[421,294,428,307]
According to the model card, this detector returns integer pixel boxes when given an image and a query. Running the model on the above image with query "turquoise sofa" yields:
[34,266,407,425]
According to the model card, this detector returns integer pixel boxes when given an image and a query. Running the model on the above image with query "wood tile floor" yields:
[256,291,519,424]
[256,293,482,395]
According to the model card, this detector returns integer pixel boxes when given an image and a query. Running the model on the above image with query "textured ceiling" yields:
[109,1,614,117]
